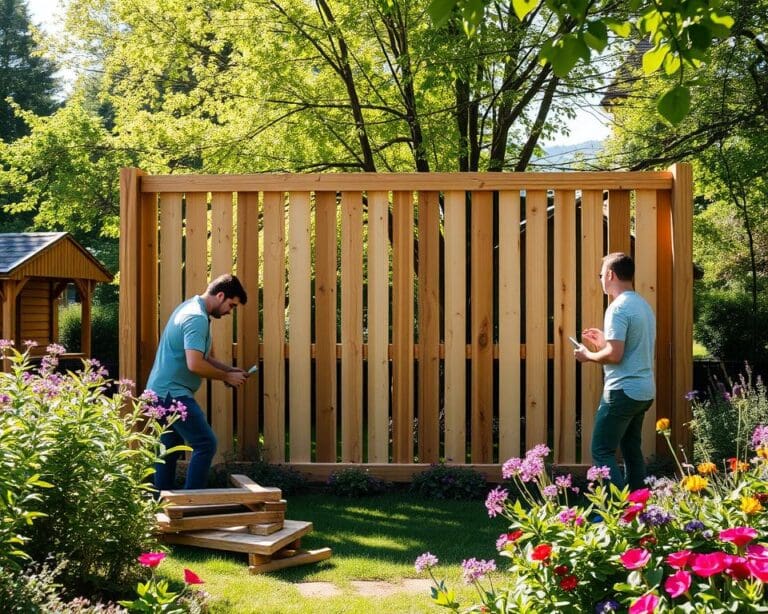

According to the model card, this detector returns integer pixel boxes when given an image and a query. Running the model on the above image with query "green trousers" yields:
[590,389,654,491]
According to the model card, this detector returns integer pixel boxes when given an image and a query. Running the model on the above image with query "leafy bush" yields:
[417,418,768,612]
[0,341,180,599]
[59,301,120,374]
[410,464,487,500]
[326,468,390,498]
[690,366,768,467]
[695,289,768,361]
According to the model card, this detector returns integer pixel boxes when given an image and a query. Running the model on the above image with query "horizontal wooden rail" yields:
[141,172,674,193]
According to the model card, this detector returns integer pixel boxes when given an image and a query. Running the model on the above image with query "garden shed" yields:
[0,232,113,366]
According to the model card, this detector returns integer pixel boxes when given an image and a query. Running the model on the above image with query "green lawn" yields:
[159,492,507,613]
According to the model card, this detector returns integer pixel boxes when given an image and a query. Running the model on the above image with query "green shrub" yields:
[0,342,179,599]
[695,289,768,361]
[410,464,487,500]
[325,468,389,498]
[690,366,768,467]
[58,302,119,374]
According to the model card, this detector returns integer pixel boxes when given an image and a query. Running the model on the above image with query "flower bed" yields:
[418,416,768,612]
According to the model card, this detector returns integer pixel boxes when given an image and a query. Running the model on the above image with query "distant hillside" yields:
[533,140,604,169]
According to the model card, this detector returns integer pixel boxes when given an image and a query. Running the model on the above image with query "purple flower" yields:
[752,425,768,450]
[558,507,578,524]
[684,390,698,401]
[639,505,673,527]
[587,466,611,482]
[684,520,705,533]
[461,558,496,583]
[542,485,558,498]
[45,343,66,356]
[495,533,510,550]
[732,384,745,398]
[595,600,620,613]
[0,339,14,351]
[520,454,545,483]
[555,474,572,489]
[502,457,523,479]
[23,340,38,349]
[485,486,509,517]
[414,552,438,572]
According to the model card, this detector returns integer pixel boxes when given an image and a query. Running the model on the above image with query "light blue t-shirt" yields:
[603,291,656,401]
[146,296,211,398]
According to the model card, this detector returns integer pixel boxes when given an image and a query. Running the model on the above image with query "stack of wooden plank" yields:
[156,474,332,573]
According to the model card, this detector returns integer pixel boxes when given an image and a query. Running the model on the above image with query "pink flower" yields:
[719,526,758,548]
[622,504,645,523]
[665,550,693,569]
[726,557,751,580]
[137,552,166,568]
[664,570,691,598]
[620,548,651,570]
[747,544,768,560]
[629,593,659,614]
[183,568,204,584]
[690,551,733,577]
[628,488,651,505]
[747,556,768,582]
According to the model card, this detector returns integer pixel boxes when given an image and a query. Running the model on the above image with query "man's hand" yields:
[581,328,605,351]
[224,369,248,388]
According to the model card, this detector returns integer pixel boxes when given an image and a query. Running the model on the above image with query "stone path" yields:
[296,579,432,598]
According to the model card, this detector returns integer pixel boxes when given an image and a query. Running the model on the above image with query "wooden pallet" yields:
[156,475,331,572]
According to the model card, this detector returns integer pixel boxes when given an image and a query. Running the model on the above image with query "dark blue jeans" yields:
[153,394,217,491]
[591,389,653,491]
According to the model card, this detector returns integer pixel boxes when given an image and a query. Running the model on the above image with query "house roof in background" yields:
[0,233,113,281]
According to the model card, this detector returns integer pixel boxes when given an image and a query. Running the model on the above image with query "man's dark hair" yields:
[206,274,248,304]
[603,252,634,281]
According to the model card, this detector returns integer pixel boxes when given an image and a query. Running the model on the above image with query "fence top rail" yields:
[139,171,674,193]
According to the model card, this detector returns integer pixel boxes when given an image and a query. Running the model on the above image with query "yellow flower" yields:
[757,447,768,459]
[656,418,670,432]
[682,475,708,493]
[741,496,764,515]
[697,462,717,475]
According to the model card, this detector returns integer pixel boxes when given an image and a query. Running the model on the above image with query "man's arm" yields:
[185,350,247,387]
[574,335,625,365]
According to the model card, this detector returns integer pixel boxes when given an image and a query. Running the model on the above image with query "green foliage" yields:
[213,461,307,496]
[690,368,768,467]
[325,468,390,498]
[694,289,768,362]
[410,464,487,500]
[0,343,178,598]
[59,301,120,372]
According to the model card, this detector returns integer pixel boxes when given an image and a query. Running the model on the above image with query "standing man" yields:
[574,253,655,490]
[148,274,249,491]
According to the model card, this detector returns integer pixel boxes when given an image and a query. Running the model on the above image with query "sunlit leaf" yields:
[642,44,669,74]
[512,0,539,21]
[657,84,691,125]
[427,0,457,27]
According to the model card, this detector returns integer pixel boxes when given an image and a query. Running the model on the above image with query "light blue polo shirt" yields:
[146,296,211,398]
[603,291,656,401]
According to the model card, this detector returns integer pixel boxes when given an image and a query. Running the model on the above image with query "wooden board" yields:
[248,547,332,574]
[156,510,284,532]
[160,486,282,506]
[159,519,313,555]
[165,503,246,519]
[248,522,284,536]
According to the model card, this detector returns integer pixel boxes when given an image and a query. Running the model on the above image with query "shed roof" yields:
[0,233,113,282]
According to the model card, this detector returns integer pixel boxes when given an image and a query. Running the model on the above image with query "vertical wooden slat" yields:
[262,192,286,462]
[185,192,209,413]
[608,189,631,256]
[314,192,337,463]
[288,191,312,462]
[670,163,693,452]
[392,191,414,463]
[341,191,363,463]
[499,191,521,461]
[471,191,493,463]
[417,191,440,463]
[580,190,605,463]
[635,189,658,457]
[80,281,92,356]
[1,280,18,372]
[655,189,673,455]
[138,191,158,389]
[553,190,577,463]
[236,192,261,456]
[525,190,548,450]
[367,191,389,463]
[443,191,466,463]
[210,192,235,462]
[158,193,184,330]
[119,168,143,385]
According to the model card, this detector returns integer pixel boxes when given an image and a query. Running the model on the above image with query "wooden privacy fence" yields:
[119,166,693,480]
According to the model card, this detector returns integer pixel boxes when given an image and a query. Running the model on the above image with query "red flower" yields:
[627,488,651,505]
[748,556,768,582]
[559,575,578,591]
[665,550,692,569]
[664,570,691,598]
[726,557,751,580]
[629,593,659,614]
[622,504,645,523]
[137,552,166,568]
[719,526,758,548]
[507,530,524,542]
[183,568,204,584]
[690,551,734,577]
[756,493,768,504]
[530,544,552,561]
[639,535,657,547]
[620,548,651,570]
[554,565,569,576]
